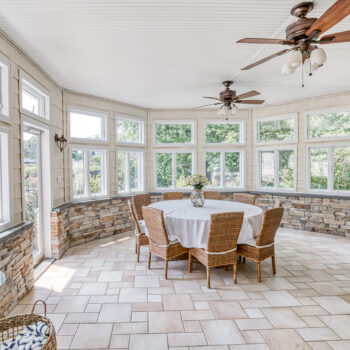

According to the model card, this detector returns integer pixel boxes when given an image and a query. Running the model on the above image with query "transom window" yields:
[205,151,244,189]
[116,115,144,145]
[156,151,194,189]
[155,121,195,145]
[205,121,244,144]
[256,114,297,143]
[69,108,107,141]
[308,145,350,192]
[0,129,10,231]
[0,57,10,120]
[258,149,295,190]
[117,150,144,194]
[307,108,350,140]
[20,75,50,121]
[71,147,108,200]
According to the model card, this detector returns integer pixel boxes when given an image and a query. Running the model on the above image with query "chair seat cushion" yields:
[239,239,274,249]
[137,220,146,234]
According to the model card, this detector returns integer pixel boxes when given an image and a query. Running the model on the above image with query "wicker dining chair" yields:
[203,191,222,200]
[162,192,183,201]
[237,207,284,282]
[274,198,282,208]
[188,212,244,288]
[142,206,188,279]
[128,201,149,262]
[234,193,256,205]
[131,193,151,221]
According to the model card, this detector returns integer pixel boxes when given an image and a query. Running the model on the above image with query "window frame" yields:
[20,72,50,123]
[256,146,297,192]
[0,127,12,232]
[70,145,109,201]
[0,56,11,123]
[204,120,245,146]
[154,149,196,191]
[117,148,145,194]
[306,142,350,195]
[204,149,245,190]
[305,106,350,142]
[116,114,145,146]
[255,113,298,145]
[68,106,108,143]
[154,120,196,147]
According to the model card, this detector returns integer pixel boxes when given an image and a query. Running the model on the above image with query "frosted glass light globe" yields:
[282,62,295,75]
[288,50,302,68]
[231,105,238,115]
[310,48,327,66]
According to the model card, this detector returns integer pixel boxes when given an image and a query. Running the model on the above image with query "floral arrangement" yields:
[185,174,210,189]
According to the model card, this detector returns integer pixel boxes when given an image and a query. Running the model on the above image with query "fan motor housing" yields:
[286,17,318,41]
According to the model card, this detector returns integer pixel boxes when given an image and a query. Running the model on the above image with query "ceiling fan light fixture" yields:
[310,47,327,66]
[231,105,239,115]
[282,62,295,75]
[288,50,302,68]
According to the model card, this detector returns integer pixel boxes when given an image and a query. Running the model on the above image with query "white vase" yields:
[190,188,205,207]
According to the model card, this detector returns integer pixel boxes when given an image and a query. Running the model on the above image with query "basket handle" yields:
[31,299,47,317]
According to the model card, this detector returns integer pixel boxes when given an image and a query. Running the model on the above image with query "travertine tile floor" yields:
[11,228,350,350]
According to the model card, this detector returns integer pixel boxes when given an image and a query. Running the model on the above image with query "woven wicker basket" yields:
[0,300,57,350]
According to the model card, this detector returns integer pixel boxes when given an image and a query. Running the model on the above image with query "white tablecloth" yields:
[147,199,263,248]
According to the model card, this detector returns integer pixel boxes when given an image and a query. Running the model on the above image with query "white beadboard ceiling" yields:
[0,0,349,108]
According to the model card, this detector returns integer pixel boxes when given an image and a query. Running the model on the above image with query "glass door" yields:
[23,127,43,263]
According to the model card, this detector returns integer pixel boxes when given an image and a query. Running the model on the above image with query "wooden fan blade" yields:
[203,96,222,101]
[241,48,293,70]
[233,90,260,100]
[319,30,350,44]
[306,0,350,38]
[235,99,265,104]
[193,102,222,109]
[237,38,294,45]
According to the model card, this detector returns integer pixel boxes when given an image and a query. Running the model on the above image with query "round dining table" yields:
[147,199,263,248]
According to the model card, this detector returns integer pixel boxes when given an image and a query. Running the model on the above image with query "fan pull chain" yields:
[302,60,305,88]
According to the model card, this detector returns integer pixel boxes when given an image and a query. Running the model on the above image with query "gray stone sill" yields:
[0,222,33,244]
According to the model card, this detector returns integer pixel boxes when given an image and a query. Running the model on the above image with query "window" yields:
[0,57,10,120]
[307,108,350,139]
[308,145,350,193]
[155,151,194,189]
[258,149,295,190]
[20,75,49,120]
[205,151,244,189]
[117,150,144,193]
[116,116,144,145]
[0,129,10,231]
[256,115,297,143]
[71,147,108,200]
[205,121,244,144]
[69,108,107,141]
[155,121,195,145]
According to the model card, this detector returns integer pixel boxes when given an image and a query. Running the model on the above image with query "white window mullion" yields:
[329,147,334,191]
[125,152,130,193]
[0,135,3,222]
[84,150,90,198]
[220,152,225,188]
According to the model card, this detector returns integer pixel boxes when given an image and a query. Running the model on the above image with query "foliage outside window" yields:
[0,58,10,120]
[117,150,144,193]
[155,121,194,145]
[309,146,350,192]
[69,108,107,141]
[205,122,242,144]
[156,151,194,189]
[21,75,50,120]
[307,109,350,139]
[258,149,295,190]
[71,148,107,199]
[0,130,10,231]
[116,116,144,144]
[205,151,243,188]
[257,116,296,143]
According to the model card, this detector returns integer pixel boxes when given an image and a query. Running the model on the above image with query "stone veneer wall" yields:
[0,222,34,318]
[50,192,350,259]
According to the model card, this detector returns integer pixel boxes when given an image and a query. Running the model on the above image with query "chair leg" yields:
[135,240,137,254]
[225,265,229,271]
[238,256,241,263]
[207,266,211,289]
[137,244,140,263]
[148,251,151,270]
[233,263,237,284]
[272,255,276,275]
[243,257,246,264]
[164,259,168,279]
[188,253,192,273]
[257,261,261,282]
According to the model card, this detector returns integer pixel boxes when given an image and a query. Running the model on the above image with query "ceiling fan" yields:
[236,0,350,76]
[194,81,264,119]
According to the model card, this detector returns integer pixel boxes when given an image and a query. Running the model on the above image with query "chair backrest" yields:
[142,206,169,246]
[128,201,141,233]
[234,193,256,205]
[206,212,244,253]
[256,208,284,247]
[162,192,183,201]
[132,194,151,220]
[203,191,222,200]
[274,199,282,208]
